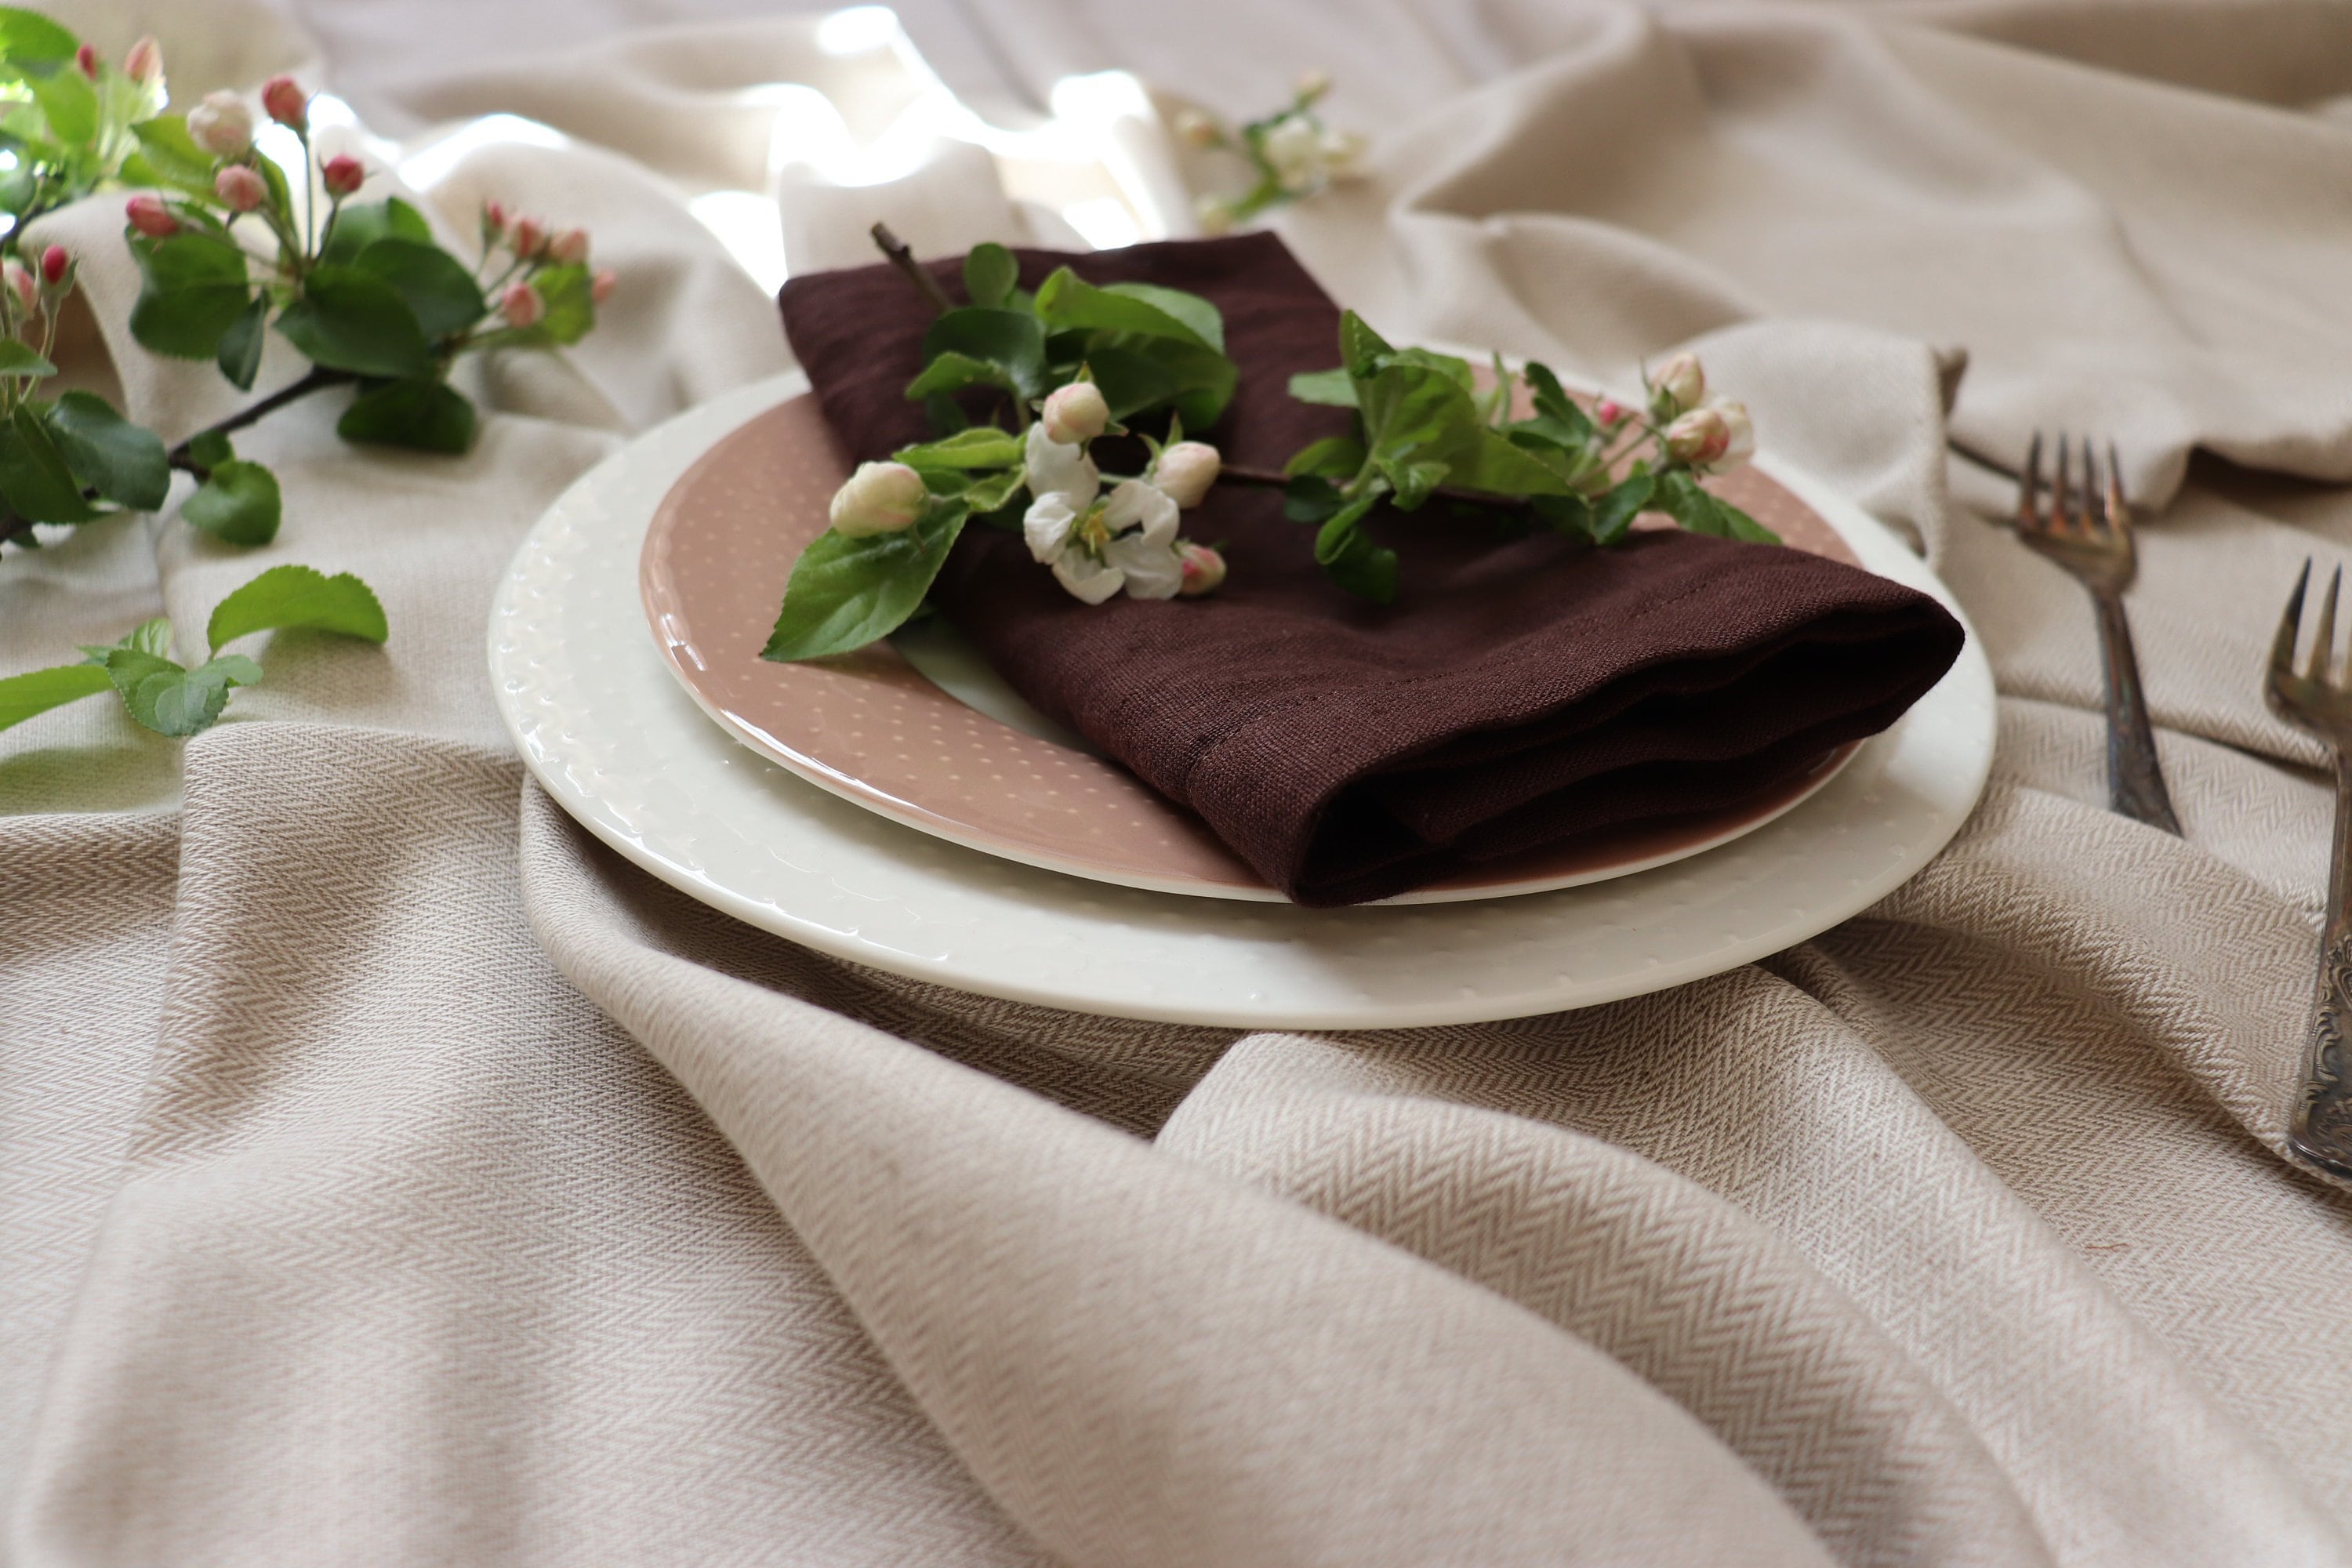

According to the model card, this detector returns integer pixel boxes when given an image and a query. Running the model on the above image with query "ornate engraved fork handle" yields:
[2291,763,2352,1179]
[2090,590,2182,835]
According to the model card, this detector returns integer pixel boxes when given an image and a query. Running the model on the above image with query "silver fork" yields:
[2013,434,2181,834]
[2265,561,2352,1180]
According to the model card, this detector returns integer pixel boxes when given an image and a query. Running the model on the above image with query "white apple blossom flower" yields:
[1261,115,1327,194]
[1021,424,1185,604]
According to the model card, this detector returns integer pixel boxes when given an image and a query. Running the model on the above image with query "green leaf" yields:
[27,64,96,146]
[905,350,1018,401]
[518,263,595,347]
[918,307,1046,401]
[0,662,114,732]
[181,459,281,545]
[128,235,254,360]
[1591,474,1656,546]
[0,409,94,522]
[1152,341,1239,432]
[1312,488,1396,603]
[1358,359,1569,499]
[336,377,476,454]
[97,646,178,704]
[0,8,79,64]
[1033,268,1217,351]
[894,427,1022,470]
[1083,346,1178,422]
[1375,347,1474,394]
[127,659,235,737]
[1283,474,1345,524]
[0,339,55,377]
[1530,492,1596,543]
[129,118,218,193]
[1521,362,1597,446]
[1102,282,1225,353]
[1287,368,1358,408]
[187,430,234,470]
[1652,470,1780,546]
[80,616,175,663]
[963,243,1018,309]
[318,196,433,268]
[275,267,434,379]
[1284,436,1366,479]
[1379,456,1449,511]
[45,392,169,510]
[761,504,968,662]
[216,294,268,390]
[1338,311,1395,379]
[205,564,390,652]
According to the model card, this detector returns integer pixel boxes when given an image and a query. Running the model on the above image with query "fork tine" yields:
[2105,441,2130,538]
[2310,565,2341,684]
[2081,438,2106,535]
[2016,432,2044,533]
[2055,434,2075,535]
[2275,558,2313,677]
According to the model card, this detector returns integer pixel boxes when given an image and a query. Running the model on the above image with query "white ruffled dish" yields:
[490,372,1995,1029]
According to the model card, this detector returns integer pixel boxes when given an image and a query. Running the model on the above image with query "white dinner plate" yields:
[489,372,1995,1029]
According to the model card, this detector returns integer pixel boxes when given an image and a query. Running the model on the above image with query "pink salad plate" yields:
[638,394,1864,905]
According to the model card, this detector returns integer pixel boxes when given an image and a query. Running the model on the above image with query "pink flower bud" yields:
[3,262,35,318]
[499,280,545,329]
[260,74,307,129]
[1153,441,1221,509]
[1041,381,1109,445]
[1663,406,1731,467]
[124,36,163,87]
[829,461,928,538]
[187,91,255,158]
[1594,397,1632,430]
[321,154,365,198]
[214,163,267,212]
[546,227,590,267]
[125,194,179,238]
[510,216,546,260]
[1648,350,1704,416]
[1178,542,1227,597]
[74,42,97,80]
[38,245,68,287]
[590,267,615,305]
[481,199,508,238]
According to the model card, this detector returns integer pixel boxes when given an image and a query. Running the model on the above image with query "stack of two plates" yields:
[489,373,1994,1029]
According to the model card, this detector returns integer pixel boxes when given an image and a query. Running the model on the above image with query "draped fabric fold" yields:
[9,1,2352,1562]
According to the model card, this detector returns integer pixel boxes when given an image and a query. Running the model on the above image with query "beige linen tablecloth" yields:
[10,1,2352,1562]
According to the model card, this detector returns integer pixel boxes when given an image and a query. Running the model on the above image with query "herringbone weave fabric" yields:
[9,2,2352,1563]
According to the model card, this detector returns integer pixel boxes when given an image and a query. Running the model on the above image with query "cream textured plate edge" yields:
[490,371,1996,1029]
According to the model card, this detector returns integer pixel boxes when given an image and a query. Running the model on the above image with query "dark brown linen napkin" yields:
[778,233,1964,906]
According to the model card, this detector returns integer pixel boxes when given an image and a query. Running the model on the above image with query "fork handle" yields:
[2291,763,2352,1181]
[2090,590,2182,834]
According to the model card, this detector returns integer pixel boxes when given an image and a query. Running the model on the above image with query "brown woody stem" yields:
[1218,461,1539,514]
[165,366,358,476]
[870,223,953,314]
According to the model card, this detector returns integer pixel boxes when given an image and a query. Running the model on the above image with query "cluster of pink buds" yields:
[480,199,616,311]
[2,245,75,328]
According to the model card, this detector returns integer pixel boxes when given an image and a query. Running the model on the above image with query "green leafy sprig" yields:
[1178,71,1363,234]
[0,564,388,737]
[1276,313,1777,601]
[761,236,1237,662]
[0,9,605,562]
